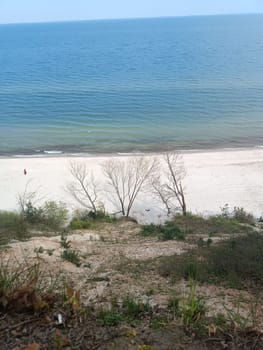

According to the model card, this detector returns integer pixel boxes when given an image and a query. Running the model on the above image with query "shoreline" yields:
[0,146,263,221]
[1,144,263,160]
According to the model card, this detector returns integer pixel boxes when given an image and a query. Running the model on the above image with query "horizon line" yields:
[0,12,262,26]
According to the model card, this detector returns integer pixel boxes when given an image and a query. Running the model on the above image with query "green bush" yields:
[159,222,185,241]
[24,202,44,224]
[70,209,116,230]
[140,222,184,241]
[140,224,160,237]
[70,218,91,230]
[0,211,28,244]
[23,201,68,230]
[41,201,68,230]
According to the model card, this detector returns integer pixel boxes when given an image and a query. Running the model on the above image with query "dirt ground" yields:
[1,221,263,349]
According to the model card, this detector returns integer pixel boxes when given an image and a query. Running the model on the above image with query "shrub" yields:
[232,207,255,225]
[159,222,185,241]
[140,224,160,237]
[23,201,68,230]
[69,209,116,230]
[70,218,91,230]
[140,222,184,241]
[0,211,28,244]
[24,202,44,224]
[41,201,68,230]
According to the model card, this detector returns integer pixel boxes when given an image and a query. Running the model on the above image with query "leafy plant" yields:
[98,309,124,326]
[61,250,81,267]
[60,234,81,267]
[181,282,206,329]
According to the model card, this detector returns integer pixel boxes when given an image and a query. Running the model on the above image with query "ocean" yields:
[0,14,263,156]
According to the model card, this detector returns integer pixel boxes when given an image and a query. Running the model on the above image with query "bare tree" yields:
[151,152,187,216]
[68,161,100,214]
[17,179,42,214]
[102,156,157,217]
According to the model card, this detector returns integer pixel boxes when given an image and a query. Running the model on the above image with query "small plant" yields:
[150,315,169,329]
[34,246,45,254]
[64,287,81,313]
[60,234,81,267]
[168,296,180,318]
[60,234,71,249]
[61,250,81,267]
[98,309,124,326]
[181,282,206,329]
[122,296,152,318]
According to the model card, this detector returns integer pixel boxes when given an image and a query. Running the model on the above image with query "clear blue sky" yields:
[0,0,263,24]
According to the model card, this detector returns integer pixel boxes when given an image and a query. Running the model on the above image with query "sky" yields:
[0,0,263,24]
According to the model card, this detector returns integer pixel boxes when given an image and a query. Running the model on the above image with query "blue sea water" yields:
[0,14,263,155]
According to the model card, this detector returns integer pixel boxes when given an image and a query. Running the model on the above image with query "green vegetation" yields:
[0,211,28,244]
[70,209,116,230]
[140,221,185,241]
[0,200,68,245]
[24,200,68,231]
[0,256,62,311]
[181,282,206,330]
[140,208,255,242]
[171,211,254,235]
[98,295,152,326]
[159,233,263,291]
[60,234,81,267]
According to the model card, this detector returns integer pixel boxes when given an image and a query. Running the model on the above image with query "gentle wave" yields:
[0,15,263,154]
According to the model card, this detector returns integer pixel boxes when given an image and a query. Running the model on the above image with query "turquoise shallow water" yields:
[0,14,263,155]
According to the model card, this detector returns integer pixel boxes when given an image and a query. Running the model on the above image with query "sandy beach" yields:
[0,147,262,222]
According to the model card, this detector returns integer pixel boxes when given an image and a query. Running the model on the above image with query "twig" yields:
[0,318,40,336]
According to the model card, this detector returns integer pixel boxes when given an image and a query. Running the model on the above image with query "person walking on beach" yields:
[24,169,27,175]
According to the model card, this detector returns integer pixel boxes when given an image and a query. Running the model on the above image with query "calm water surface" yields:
[0,15,263,155]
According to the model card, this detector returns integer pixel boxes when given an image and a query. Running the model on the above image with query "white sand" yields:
[0,148,262,222]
